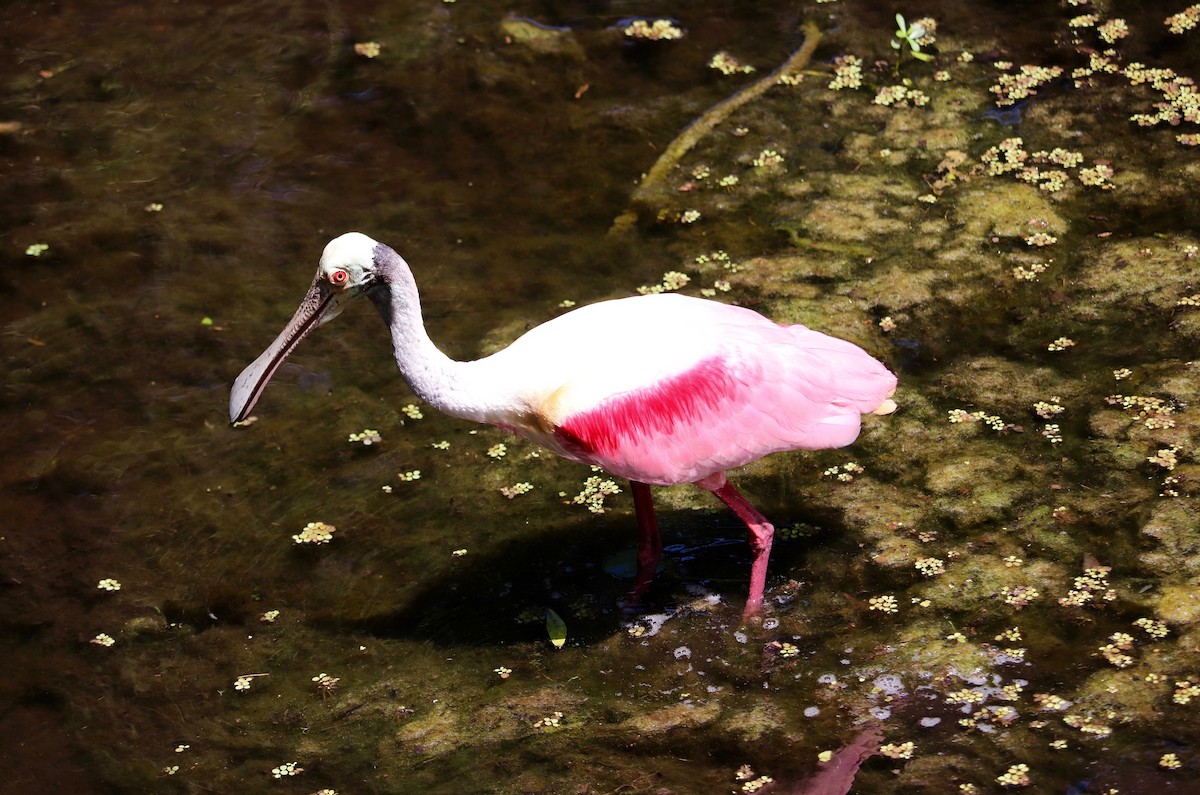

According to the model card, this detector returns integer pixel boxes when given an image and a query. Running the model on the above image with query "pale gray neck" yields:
[369,247,498,422]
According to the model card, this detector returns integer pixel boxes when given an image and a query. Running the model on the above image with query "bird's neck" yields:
[368,254,499,423]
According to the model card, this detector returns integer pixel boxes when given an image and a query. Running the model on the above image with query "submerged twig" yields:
[609,21,823,236]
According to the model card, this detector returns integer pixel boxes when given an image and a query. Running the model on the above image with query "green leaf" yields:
[545,608,567,649]
[912,51,933,61]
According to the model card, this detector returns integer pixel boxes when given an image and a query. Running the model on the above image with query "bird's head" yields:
[228,232,384,424]
[318,231,380,293]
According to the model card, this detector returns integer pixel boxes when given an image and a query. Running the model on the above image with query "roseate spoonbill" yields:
[230,232,897,618]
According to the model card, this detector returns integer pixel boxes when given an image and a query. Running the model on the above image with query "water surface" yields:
[2,1,1199,792]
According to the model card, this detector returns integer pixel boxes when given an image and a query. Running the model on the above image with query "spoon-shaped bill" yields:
[229,277,346,424]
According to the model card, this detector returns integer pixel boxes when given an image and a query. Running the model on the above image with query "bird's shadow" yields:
[322,505,823,647]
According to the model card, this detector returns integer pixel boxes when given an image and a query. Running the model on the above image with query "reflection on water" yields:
[2,0,1199,792]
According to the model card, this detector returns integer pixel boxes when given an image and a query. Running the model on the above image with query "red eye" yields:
[329,269,348,286]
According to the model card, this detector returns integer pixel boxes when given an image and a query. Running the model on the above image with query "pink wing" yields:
[554,303,896,485]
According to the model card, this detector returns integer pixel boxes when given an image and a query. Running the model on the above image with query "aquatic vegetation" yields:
[312,672,340,697]
[347,428,381,445]
[750,148,783,168]
[995,762,1031,787]
[1105,394,1177,429]
[873,84,929,107]
[990,64,1063,106]
[292,521,336,544]
[708,51,755,76]
[233,673,269,691]
[1175,680,1200,704]
[821,461,864,481]
[947,408,1007,432]
[735,764,774,792]
[1096,18,1130,44]
[1046,336,1075,352]
[889,14,934,77]
[565,475,621,513]
[914,556,944,577]
[828,55,864,90]
[532,710,564,727]
[270,762,302,779]
[636,270,690,294]
[498,481,533,498]
[353,41,381,58]
[97,578,121,591]
[622,19,684,42]
[1133,617,1169,639]
[879,740,915,759]
[868,594,898,613]
[698,278,732,297]
[1058,567,1116,608]
[1166,5,1200,34]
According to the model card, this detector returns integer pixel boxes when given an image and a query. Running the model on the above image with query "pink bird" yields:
[230,233,897,618]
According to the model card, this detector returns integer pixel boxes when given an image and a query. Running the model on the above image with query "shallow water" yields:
[3,1,1200,793]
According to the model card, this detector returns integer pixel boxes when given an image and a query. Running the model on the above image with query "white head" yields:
[319,231,381,291]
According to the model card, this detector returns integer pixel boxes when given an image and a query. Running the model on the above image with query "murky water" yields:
[3,0,1200,792]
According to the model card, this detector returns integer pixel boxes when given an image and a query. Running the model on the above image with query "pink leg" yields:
[705,478,775,619]
[625,480,662,608]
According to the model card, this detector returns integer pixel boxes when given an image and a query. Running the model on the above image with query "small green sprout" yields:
[891,14,932,75]
[25,243,49,256]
